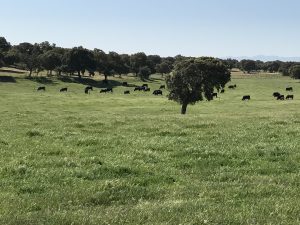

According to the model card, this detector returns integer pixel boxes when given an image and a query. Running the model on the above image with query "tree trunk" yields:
[77,71,81,79]
[104,74,108,81]
[29,69,32,77]
[181,102,188,115]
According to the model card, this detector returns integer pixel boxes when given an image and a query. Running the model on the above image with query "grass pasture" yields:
[0,70,300,225]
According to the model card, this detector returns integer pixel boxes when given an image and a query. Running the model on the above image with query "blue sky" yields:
[1,0,299,57]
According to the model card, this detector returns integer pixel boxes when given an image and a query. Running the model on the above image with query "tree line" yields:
[1,37,300,80]
[0,37,174,81]
[222,58,300,78]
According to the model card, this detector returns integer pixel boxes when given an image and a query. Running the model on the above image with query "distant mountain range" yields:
[223,55,300,62]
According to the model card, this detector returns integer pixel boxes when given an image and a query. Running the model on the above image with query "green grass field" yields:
[0,70,300,225]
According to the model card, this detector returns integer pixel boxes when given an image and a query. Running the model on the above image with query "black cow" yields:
[142,84,148,87]
[89,71,95,77]
[134,86,145,91]
[37,86,45,91]
[286,87,293,92]
[159,85,166,89]
[60,88,68,92]
[144,87,151,92]
[212,93,218,98]
[221,89,225,93]
[124,90,130,94]
[85,86,93,94]
[273,92,281,98]
[228,84,237,89]
[277,95,285,100]
[100,88,113,93]
[242,95,250,101]
[286,95,294,100]
[153,90,163,95]
[122,82,128,86]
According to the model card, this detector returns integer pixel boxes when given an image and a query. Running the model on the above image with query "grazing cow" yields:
[277,95,285,100]
[212,93,218,98]
[134,86,145,91]
[273,92,281,98]
[100,88,113,93]
[60,88,68,92]
[144,87,151,92]
[153,90,163,95]
[221,89,225,93]
[160,85,166,89]
[85,86,93,94]
[286,95,294,100]
[124,90,130,94]
[286,87,293,92]
[37,86,45,91]
[122,82,128,86]
[142,84,148,87]
[242,95,251,101]
[229,84,237,89]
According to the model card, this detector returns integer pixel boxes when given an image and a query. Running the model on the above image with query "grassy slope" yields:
[0,71,300,225]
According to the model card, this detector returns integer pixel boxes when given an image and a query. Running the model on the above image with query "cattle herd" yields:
[240,86,294,101]
[36,82,166,96]
[36,83,296,101]
[272,88,294,100]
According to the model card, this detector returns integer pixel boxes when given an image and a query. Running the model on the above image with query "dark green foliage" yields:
[289,65,300,79]
[94,49,110,80]
[221,58,239,69]
[0,37,11,52]
[155,62,171,75]
[264,61,281,73]
[3,35,300,82]
[279,61,295,76]
[107,51,129,76]
[38,41,55,53]
[147,55,162,74]
[138,66,152,80]
[3,49,20,66]
[254,60,265,71]
[166,58,231,114]
[130,52,147,75]
[240,59,257,73]
[120,54,131,74]
[39,50,62,75]
[0,52,4,68]
[67,47,96,78]
[15,43,42,76]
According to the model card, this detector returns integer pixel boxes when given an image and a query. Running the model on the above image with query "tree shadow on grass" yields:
[58,76,124,89]
[0,76,16,83]
[25,76,57,85]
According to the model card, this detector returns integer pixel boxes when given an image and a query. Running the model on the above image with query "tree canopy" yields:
[166,58,231,114]
[289,65,300,79]
[0,36,299,80]
[240,60,256,73]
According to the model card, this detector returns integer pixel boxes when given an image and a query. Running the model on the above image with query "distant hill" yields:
[224,55,300,62]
